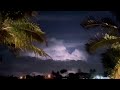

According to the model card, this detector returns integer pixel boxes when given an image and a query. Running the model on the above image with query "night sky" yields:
[0,11,117,76]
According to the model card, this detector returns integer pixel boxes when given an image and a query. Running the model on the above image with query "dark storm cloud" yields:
[0,56,104,76]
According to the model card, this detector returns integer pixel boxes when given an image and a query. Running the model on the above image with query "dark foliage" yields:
[0,11,35,20]
[101,48,120,76]
[0,69,93,79]
[60,69,67,74]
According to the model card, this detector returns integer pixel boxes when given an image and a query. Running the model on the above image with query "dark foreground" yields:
[0,72,92,79]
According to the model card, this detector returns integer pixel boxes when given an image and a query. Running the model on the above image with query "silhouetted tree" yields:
[81,16,120,79]
[60,69,67,74]
[77,69,82,73]
[90,69,96,74]
[0,11,51,61]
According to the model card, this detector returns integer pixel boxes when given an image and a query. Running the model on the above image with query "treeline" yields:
[0,69,97,79]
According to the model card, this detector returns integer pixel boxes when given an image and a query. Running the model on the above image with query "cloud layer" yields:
[26,38,88,61]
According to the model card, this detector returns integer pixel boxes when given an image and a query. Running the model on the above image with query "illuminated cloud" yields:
[27,38,88,61]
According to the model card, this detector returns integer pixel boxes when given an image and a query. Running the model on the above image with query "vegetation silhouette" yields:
[0,11,51,62]
[0,68,94,79]
[81,16,120,79]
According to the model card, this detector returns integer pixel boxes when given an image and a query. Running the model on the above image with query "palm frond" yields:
[3,19,47,45]
[101,18,117,26]
[27,45,52,59]
[81,17,118,31]
[0,18,50,58]
[86,38,109,53]
[110,59,120,79]
[0,11,37,20]
[81,18,100,29]
[86,37,120,53]
[0,30,14,44]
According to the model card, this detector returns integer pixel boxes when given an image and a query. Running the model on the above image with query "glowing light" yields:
[19,76,23,79]
[93,75,110,79]
[48,74,51,78]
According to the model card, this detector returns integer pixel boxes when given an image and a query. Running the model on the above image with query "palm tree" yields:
[81,17,120,79]
[101,48,120,78]
[0,11,51,60]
